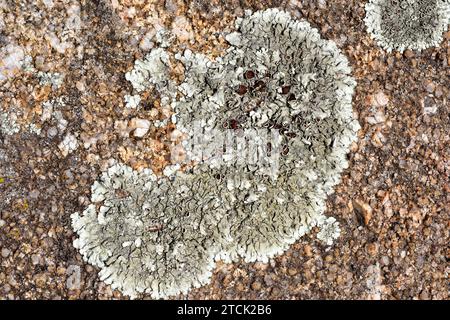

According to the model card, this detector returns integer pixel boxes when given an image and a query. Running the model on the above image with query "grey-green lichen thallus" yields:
[364,0,450,52]
[71,8,361,299]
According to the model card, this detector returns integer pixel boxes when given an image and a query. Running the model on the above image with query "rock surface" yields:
[0,0,448,300]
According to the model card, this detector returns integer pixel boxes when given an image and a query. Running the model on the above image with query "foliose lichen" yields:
[364,0,450,52]
[71,9,360,299]
[172,8,359,262]
[72,163,228,298]
[124,47,171,93]
[316,216,341,246]
[124,94,141,109]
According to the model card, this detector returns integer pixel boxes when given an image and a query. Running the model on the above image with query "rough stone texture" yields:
[0,0,448,300]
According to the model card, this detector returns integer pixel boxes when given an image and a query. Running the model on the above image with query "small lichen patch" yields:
[37,71,65,89]
[0,43,25,81]
[364,0,450,52]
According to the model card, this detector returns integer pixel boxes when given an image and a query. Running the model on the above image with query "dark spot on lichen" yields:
[236,84,248,95]
[281,85,291,94]
[244,70,255,79]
